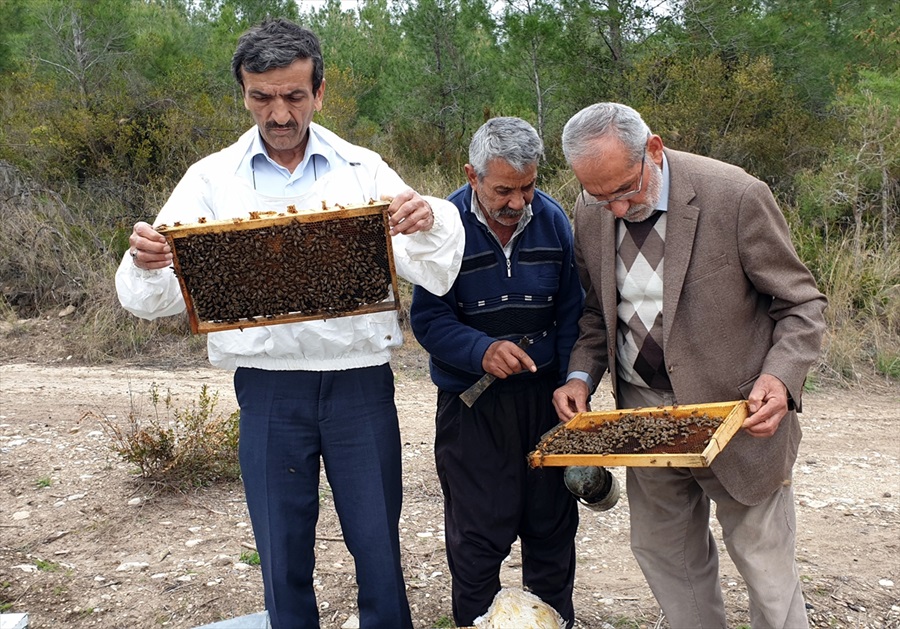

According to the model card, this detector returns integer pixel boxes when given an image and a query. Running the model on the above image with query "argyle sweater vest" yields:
[615,211,672,390]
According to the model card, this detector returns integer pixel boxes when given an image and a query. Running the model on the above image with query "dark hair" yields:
[231,18,324,94]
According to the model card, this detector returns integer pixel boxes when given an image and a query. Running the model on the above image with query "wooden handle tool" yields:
[458,336,532,408]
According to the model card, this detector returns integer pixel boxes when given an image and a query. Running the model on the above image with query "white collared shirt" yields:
[116,123,465,371]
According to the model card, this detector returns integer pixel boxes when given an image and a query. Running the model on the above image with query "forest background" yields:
[0,0,897,385]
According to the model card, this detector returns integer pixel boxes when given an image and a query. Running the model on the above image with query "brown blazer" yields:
[569,148,827,505]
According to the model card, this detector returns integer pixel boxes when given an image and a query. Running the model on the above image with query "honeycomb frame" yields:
[157,201,399,334]
[528,401,748,468]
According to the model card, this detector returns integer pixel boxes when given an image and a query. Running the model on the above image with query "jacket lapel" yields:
[662,150,699,349]
[599,209,619,374]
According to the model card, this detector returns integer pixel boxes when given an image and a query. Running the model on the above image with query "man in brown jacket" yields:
[553,102,827,628]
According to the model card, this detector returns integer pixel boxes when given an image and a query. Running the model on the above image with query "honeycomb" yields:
[534,411,723,456]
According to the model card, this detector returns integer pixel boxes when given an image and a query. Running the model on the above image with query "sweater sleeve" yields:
[410,283,496,377]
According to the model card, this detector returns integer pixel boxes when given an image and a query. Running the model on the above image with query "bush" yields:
[94,383,241,489]
[789,215,900,385]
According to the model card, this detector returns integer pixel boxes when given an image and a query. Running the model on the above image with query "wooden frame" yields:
[529,401,748,468]
[157,202,399,334]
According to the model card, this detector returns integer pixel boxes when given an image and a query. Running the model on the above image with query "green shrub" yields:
[95,383,241,488]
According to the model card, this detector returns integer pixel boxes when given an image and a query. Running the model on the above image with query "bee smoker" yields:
[564,466,620,511]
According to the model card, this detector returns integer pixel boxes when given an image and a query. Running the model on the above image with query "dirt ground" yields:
[1,336,898,629]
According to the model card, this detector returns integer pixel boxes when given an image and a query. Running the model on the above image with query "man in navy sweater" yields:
[410,117,584,628]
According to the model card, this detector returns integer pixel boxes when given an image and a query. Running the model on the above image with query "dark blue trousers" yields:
[435,373,579,628]
[234,365,412,629]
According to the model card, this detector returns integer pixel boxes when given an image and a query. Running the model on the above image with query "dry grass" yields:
[795,224,900,385]
[0,161,206,363]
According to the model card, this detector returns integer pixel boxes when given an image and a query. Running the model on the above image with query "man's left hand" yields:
[743,373,789,438]
[383,190,435,235]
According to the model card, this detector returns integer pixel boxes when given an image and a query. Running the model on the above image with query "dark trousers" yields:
[234,366,412,629]
[435,373,579,627]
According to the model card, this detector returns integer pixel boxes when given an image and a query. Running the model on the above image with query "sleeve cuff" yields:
[567,370,594,392]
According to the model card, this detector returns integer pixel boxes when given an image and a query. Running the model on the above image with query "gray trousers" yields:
[618,379,809,629]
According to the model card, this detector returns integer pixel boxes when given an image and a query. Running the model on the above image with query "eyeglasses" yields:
[580,144,647,209]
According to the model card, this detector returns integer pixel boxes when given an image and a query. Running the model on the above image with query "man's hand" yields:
[383,190,435,235]
[482,340,536,379]
[552,379,590,422]
[129,221,172,270]
[743,373,789,438]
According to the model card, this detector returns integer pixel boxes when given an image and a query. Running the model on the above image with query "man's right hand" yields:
[129,221,173,270]
[552,379,590,422]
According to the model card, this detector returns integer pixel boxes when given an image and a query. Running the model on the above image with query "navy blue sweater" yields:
[410,184,584,393]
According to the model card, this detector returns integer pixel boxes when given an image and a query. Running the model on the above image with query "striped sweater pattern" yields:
[410,184,584,393]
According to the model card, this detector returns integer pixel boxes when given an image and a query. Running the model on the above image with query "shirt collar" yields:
[299,126,336,173]
[657,152,670,212]
[247,126,335,178]
[469,188,532,244]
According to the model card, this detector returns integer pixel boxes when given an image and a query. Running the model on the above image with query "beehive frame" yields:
[157,202,399,334]
[529,401,748,468]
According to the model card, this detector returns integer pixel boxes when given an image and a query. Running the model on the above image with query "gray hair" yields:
[231,18,324,94]
[469,117,544,179]
[562,103,651,166]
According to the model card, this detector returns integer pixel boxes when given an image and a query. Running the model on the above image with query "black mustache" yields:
[265,122,298,130]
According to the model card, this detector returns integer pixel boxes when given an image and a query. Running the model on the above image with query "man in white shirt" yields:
[116,18,463,629]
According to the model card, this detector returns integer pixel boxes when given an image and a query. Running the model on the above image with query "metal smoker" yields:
[564,466,620,511]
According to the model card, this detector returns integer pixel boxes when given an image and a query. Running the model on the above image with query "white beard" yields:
[622,160,663,223]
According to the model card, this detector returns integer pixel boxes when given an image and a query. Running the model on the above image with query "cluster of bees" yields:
[538,412,723,456]
[174,215,393,323]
